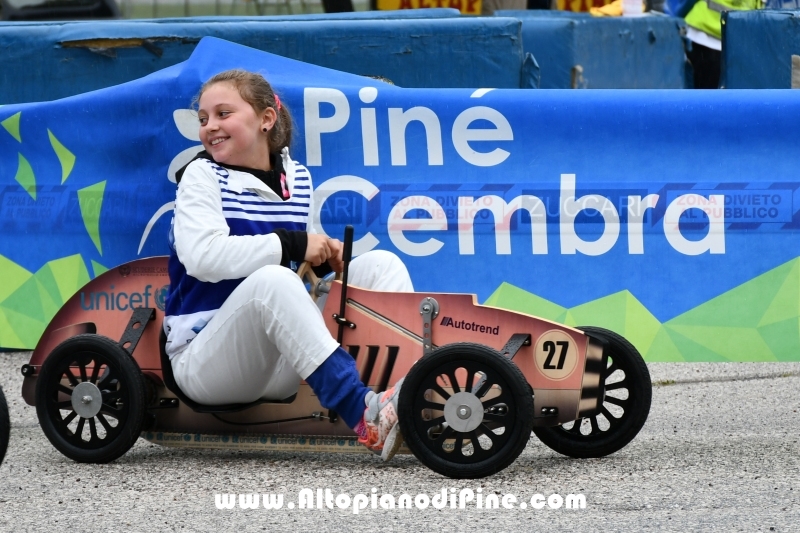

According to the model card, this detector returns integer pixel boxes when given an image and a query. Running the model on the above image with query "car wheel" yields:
[532,326,651,458]
[399,343,534,479]
[0,385,9,466]
[35,334,146,463]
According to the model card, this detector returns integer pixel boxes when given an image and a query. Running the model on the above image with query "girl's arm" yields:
[173,161,284,283]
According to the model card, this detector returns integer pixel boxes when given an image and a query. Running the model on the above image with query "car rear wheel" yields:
[532,326,651,458]
[35,334,146,463]
[0,385,9,465]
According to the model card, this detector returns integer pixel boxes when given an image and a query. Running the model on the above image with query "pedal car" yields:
[20,230,652,479]
[0,385,8,466]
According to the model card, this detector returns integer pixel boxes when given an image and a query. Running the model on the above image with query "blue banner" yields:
[2,37,800,361]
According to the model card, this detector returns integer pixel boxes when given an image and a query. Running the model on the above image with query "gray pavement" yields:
[1,351,798,532]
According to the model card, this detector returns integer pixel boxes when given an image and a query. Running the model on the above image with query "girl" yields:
[163,69,413,461]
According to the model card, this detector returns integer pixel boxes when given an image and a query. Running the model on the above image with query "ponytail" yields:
[268,94,293,153]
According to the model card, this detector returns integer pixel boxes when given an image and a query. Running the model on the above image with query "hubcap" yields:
[71,382,103,419]
[444,392,484,432]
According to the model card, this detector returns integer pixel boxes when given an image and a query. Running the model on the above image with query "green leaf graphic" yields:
[569,290,662,357]
[91,260,108,277]
[484,257,800,362]
[1,111,21,142]
[0,254,90,348]
[0,254,32,302]
[0,309,25,348]
[484,282,566,321]
[46,255,91,303]
[48,130,76,184]
[14,153,36,200]
[78,181,106,255]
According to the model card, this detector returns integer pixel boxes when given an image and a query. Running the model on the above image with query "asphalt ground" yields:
[1,351,798,532]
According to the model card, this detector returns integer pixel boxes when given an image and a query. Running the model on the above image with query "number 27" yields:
[542,340,569,370]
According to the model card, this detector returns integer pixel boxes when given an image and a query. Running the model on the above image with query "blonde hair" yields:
[195,69,293,153]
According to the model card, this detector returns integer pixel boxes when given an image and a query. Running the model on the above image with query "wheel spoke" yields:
[475,423,498,446]
[89,418,99,441]
[100,392,125,418]
[604,381,627,392]
[446,370,461,394]
[601,406,621,426]
[100,407,121,417]
[567,419,583,434]
[61,411,77,428]
[430,382,451,401]
[433,425,455,445]
[75,417,86,439]
[421,416,446,429]
[473,378,493,399]
[78,361,88,382]
[90,362,101,383]
[97,367,118,388]
[604,395,629,408]
[589,415,600,434]
[454,435,465,453]
[97,413,114,433]
[102,390,122,401]
[421,400,445,411]
[603,362,619,380]
[468,430,491,459]
[464,368,476,395]
[57,384,73,396]
[64,368,79,387]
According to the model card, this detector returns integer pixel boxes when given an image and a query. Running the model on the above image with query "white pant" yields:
[171,251,413,405]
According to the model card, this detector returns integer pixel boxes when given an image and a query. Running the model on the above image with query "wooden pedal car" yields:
[0,385,8,466]
[20,230,651,479]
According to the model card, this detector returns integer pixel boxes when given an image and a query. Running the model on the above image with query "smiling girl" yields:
[163,69,413,461]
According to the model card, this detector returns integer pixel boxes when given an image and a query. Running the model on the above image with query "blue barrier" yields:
[0,7,461,26]
[764,0,800,8]
[721,10,800,89]
[139,8,462,21]
[3,37,800,362]
[0,16,524,104]
[497,10,688,89]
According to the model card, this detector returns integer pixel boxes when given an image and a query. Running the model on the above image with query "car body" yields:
[21,255,651,478]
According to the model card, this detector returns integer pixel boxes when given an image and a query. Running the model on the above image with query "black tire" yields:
[532,326,651,458]
[0,386,9,466]
[398,343,534,479]
[35,334,146,463]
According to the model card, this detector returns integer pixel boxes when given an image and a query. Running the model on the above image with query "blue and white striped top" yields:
[164,151,313,358]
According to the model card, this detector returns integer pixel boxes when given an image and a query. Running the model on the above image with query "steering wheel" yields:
[296,262,340,302]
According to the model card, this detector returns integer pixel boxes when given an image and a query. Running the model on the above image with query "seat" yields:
[158,327,294,414]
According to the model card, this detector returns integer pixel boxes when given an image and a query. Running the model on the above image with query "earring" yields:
[262,127,268,132]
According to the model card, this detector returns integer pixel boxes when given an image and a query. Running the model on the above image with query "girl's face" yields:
[197,82,276,169]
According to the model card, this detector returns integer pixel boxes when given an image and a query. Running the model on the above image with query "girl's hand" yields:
[305,234,332,266]
[326,238,344,273]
